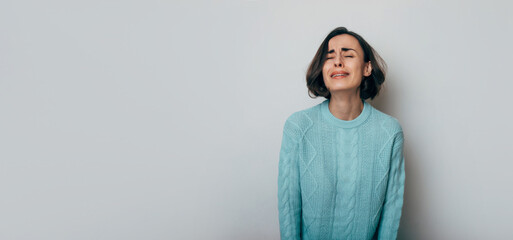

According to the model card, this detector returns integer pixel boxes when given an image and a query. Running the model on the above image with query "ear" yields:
[363,61,372,77]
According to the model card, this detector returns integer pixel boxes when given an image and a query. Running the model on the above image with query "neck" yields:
[328,94,364,121]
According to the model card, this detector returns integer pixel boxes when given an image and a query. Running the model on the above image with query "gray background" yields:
[1,0,512,239]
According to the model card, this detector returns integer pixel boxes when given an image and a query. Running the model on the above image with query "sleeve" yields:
[277,119,302,240]
[377,131,406,240]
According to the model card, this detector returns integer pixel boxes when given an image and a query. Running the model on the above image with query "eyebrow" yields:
[327,48,356,53]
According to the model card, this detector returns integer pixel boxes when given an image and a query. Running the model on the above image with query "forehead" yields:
[327,34,362,53]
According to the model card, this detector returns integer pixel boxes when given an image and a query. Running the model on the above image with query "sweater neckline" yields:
[321,99,371,128]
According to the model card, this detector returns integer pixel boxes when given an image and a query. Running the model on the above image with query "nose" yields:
[333,55,343,67]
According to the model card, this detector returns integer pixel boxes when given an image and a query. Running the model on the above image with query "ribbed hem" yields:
[321,99,372,128]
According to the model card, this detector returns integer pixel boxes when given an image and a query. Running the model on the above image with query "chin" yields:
[328,84,359,91]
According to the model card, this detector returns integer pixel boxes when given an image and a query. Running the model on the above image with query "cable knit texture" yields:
[278,99,405,240]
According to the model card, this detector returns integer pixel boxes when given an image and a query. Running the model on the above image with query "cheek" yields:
[343,62,361,75]
[322,63,330,77]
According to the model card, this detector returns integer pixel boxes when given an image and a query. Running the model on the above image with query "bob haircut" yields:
[306,27,387,100]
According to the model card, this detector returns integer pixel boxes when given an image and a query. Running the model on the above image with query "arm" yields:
[277,119,302,240]
[378,131,406,240]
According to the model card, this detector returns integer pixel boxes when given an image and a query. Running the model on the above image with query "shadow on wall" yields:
[370,76,426,240]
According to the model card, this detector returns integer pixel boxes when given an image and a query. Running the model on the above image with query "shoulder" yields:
[369,104,403,137]
[283,101,322,134]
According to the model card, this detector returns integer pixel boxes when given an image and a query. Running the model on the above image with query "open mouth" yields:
[331,71,349,78]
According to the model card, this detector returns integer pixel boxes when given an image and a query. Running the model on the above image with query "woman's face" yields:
[322,34,372,96]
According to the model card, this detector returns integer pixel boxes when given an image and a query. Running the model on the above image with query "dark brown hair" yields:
[306,27,387,100]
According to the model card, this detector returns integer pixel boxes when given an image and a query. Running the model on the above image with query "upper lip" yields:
[330,70,349,77]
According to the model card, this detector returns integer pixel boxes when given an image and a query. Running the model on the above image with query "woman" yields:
[278,27,405,240]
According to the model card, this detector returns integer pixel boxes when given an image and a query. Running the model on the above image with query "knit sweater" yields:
[278,99,405,240]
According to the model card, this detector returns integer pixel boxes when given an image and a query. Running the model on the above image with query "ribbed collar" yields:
[321,98,372,128]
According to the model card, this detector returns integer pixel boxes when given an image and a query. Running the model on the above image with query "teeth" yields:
[332,73,348,77]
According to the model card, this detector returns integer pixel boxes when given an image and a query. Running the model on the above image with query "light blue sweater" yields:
[278,99,405,240]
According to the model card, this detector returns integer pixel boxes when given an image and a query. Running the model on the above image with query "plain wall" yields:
[1,0,512,239]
